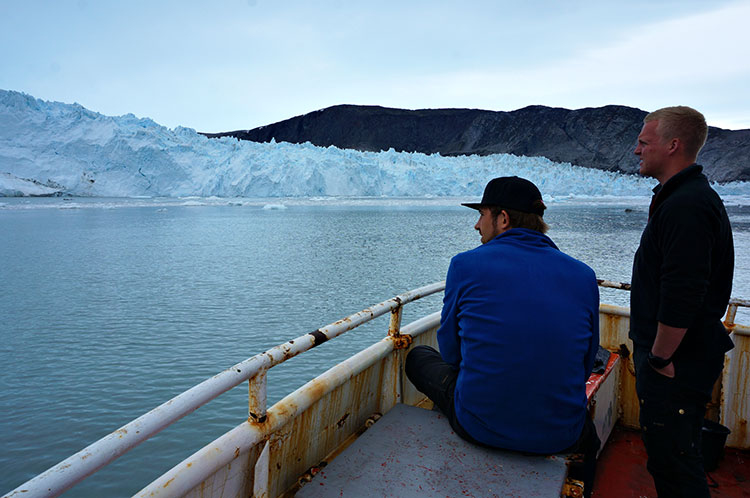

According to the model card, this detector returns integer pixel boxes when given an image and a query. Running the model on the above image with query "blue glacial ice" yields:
[1,89,748,204]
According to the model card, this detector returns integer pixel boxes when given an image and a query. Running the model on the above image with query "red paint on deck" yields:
[593,427,750,497]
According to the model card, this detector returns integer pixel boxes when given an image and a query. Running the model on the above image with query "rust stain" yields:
[336,413,350,428]
[332,317,353,327]
[736,418,748,445]
[281,344,297,361]
[392,334,413,349]
[234,447,240,459]
[305,377,329,401]
[267,397,302,424]
[163,477,175,488]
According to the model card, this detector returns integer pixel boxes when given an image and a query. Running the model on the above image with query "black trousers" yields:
[633,346,724,498]
[405,345,600,498]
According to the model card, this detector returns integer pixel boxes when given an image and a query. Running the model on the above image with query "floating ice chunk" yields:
[262,203,287,210]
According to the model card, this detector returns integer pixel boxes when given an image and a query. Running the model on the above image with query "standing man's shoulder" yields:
[657,166,726,219]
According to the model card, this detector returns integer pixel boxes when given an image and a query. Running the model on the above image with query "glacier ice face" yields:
[1,89,748,201]
[0,172,62,196]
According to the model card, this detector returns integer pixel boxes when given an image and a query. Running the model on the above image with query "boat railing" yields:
[5,282,446,498]
[5,279,748,498]
[597,278,750,332]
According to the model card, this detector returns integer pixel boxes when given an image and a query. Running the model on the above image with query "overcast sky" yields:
[2,0,749,133]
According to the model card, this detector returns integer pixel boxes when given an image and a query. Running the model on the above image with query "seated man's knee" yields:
[405,345,427,376]
[405,345,437,380]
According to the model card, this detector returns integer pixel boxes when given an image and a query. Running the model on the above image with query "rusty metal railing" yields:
[137,310,444,497]
[4,282,446,498]
[596,279,750,334]
[7,279,748,498]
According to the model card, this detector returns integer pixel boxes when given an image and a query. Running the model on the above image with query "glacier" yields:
[1,89,749,201]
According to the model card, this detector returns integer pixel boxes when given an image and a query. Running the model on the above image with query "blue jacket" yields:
[438,228,599,453]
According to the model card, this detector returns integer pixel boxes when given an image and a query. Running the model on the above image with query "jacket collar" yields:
[489,228,559,251]
[649,164,703,218]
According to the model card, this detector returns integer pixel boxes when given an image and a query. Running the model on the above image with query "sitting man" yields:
[405,176,600,496]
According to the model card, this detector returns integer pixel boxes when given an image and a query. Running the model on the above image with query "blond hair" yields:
[645,106,708,160]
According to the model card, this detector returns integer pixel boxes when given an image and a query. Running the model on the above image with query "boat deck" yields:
[296,405,750,497]
[295,347,749,498]
[594,426,750,497]
[296,403,570,498]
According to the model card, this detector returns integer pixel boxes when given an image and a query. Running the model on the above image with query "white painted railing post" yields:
[249,369,268,423]
[249,370,270,497]
[388,304,403,337]
[725,303,738,328]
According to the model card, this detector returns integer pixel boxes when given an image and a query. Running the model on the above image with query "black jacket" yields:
[630,164,734,360]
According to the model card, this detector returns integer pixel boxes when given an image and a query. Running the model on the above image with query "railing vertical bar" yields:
[388,305,403,337]
[249,370,268,423]
[725,303,738,329]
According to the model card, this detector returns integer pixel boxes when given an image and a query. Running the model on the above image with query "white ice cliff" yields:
[1,90,747,199]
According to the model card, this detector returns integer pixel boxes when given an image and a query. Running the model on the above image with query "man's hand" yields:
[650,322,686,380]
[650,361,675,378]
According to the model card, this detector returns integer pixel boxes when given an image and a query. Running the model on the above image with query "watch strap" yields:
[648,351,672,369]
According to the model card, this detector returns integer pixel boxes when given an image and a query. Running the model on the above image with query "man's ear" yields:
[667,138,680,155]
[497,210,511,230]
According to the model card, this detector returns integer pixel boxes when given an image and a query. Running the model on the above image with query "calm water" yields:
[2,198,749,496]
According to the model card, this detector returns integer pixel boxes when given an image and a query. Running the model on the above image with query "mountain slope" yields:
[205,105,750,183]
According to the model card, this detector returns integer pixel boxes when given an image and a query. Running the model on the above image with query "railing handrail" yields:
[136,311,444,497]
[4,281,446,498]
[596,279,750,307]
[6,278,747,498]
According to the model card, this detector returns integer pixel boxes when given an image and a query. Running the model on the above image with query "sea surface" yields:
[2,197,750,497]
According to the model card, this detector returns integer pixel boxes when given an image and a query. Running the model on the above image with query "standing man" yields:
[405,176,600,496]
[631,106,734,497]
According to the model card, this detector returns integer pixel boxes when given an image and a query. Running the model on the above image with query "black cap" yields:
[462,176,545,216]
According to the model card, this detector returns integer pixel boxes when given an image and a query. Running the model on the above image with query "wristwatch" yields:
[648,351,672,369]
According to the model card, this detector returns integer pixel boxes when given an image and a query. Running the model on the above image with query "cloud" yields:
[353,1,750,128]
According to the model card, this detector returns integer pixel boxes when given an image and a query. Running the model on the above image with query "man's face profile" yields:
[474,207,502,244]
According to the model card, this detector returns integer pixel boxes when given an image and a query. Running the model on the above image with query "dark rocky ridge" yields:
[204,105,750,183]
